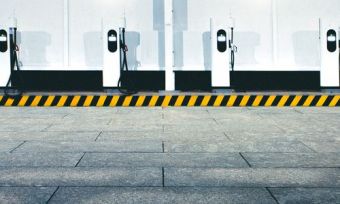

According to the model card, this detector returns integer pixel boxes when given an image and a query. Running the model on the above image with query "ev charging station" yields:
[0,26,10,87]
[210,18,236,88]
[103,20,123,88]
[0,17,21,95]
[320,19,340,88]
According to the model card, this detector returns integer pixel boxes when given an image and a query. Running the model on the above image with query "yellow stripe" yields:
[329,96,340,107]
[316,96,328,107]
[57,96,68,107]
[201,96,211,106]
[188,96,198,107]
[31,96,42,107]
[96,96,107,107]
[290,95,302,107]
[303,95,315,107]
[44,96,55,107]
[175,95,185,107]
[4,98,14,106]
[0,96,3,103]
[149,96,159,107]
[110,96,119,107]
[227,95,237,107]
[162,96,172,107]
[214,96,224,106]
[136,96,146,107]
[240,95,250,107]
[18,96,29,107]
[70,96,81,107]
[83,96,94,107]
[252,95,263,107]
[123,96,133,107]
[265,96,276,107]
[278,95,289,107]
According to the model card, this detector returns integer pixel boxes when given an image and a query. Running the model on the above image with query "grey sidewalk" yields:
[0,107,339,203]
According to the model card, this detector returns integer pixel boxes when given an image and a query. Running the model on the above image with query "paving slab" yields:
[0,124,52,132]
[269,188,340,204]
[78,153,248,168]
[242,153,340,168]
[165,168,340,187]
[0,153,83,167]
[164,140,313,153]
[302,140,340,152]
[0,187,57,204]
[0,142,24,153]
[0,131,100,141]
[0,167,161,187]
[49,187,276,204]
[227,132,339,142]
[47,123,163,132]
[295,107,340,114]
[216,118,284,133]
[164,124,224,132]
[13,140,163,153]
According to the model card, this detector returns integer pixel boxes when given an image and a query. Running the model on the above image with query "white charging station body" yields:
[320,19,339,87]
[210,19,231,87]
[103,20,123,88]
[0,25,11,87]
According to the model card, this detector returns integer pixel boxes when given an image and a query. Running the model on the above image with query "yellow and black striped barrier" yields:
[0,95,339,107]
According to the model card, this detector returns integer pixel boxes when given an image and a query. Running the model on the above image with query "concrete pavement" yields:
[0,107,339,203]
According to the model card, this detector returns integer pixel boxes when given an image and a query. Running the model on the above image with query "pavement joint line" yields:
[74,153,86,167]
[94,131,103,141]
[106,119,113,125]
[162,141,165,153]
[223,132,233,141]
[46,186,59,204]
[162,167,165,187]
[297,140,318,153]
[265,187,280,204]
[40,124,53,132]
[239,153,252,167]
[9,141,26,153]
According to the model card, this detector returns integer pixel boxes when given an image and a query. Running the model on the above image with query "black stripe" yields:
[89,96,100,106]
[10,96,21,106]
[182,96,191,106]
[259,95,269,106]
[336,98,340,107]
[271,96,282,106]
[116,96,126,107]
[129,96,139,107]
[104,96,113,106]
[297,95,308,106]
[169,96,178,106]
[310,96,321,106]
[0,96,6,106]
[64,96,74,107]
[246,96,256,106]
[195,96,204,106]
[142,96,152,107]
[25,96,36,107]
[207,96,217,106]
[38,96,49,107]
[155,96,165,106]
[285,95,296,106]
[219,96,229,106]
[50,96,61,107]
[234,96,243,106]
[77,96,87,106]
[0,96,9,106]
[323,96,334,107]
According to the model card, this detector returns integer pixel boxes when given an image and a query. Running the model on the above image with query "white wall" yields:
[0,0,339,71]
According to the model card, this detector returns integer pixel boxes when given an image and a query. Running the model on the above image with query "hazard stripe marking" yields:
[0,95,339,107]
